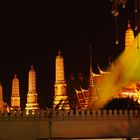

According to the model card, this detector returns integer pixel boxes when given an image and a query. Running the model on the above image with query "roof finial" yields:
[128,20,131,29]
[14,73,17,78]
[89,45,94,87]
[31,65,34,69]
[58,50,61,56]
[109,56,112,65]
[89,45,92,68]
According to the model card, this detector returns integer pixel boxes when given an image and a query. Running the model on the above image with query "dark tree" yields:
[103,97,140,110]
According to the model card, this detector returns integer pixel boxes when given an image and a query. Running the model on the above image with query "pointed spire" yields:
[56,50,63,59]
[88,45,97,109]
[11,73,20,110]
[54,49,69,110]
[89,45,92,70]
[11,73,19,96]
[29,65,36,92]
[0,81,4,110]
[58,50,61,56]
[89,45,94,88]
[31,65,34,70]
[115,16,119,45]
[127,20,131,29]
[26,64,39,114]
[0,83,2,93]
[14,73,17,78]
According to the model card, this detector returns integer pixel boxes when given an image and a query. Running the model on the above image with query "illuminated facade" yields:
[119,22,140,103]
[11,74,21,110]
[53,51,70,110]
[75,69,110,109]
[75,24,140,109]
[75,48,98,109]
[25,65,39,113]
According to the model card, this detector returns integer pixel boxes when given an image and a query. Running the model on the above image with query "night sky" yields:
[3,0,135,109]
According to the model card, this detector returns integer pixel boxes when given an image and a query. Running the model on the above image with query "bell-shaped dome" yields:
[125,21,134,48]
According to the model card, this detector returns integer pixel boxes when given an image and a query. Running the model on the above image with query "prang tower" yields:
[53,51,70,110]
[88,46,97,109]
[11,74,21,110]
[25,65,39,113]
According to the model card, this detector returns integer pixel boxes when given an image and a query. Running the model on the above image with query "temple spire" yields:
[11,74,21,110]
[53,50,70,110]
[0,82,3,103]
[0,82,4,112]
[88,45,97,109]
[55,50,65,84]
[31,65,34,70]
[89,45,94,88]
[58,50,61,56]
[25,65,39,114]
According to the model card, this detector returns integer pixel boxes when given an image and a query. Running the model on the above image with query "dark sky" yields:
[3,0,135,108]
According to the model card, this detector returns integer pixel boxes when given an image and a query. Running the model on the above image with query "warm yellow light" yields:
[94,33,140,108]
[53,95,70,110]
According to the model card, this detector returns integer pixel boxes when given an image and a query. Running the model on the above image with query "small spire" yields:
[127,20,131,29]
[109,56,112,65]
[31,65,34,70]
[58,50,61,56]
[89,45,92,68]
[14,74,17,78]
[89,45,94,88]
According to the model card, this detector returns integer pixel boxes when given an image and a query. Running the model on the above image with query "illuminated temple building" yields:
[118,22,140,102]
[0,1,139,140]
[74,47,98,109]
[0,23,139,112]
[0,31,139,112]
[0,25,139,111]
[73,22,140,109]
